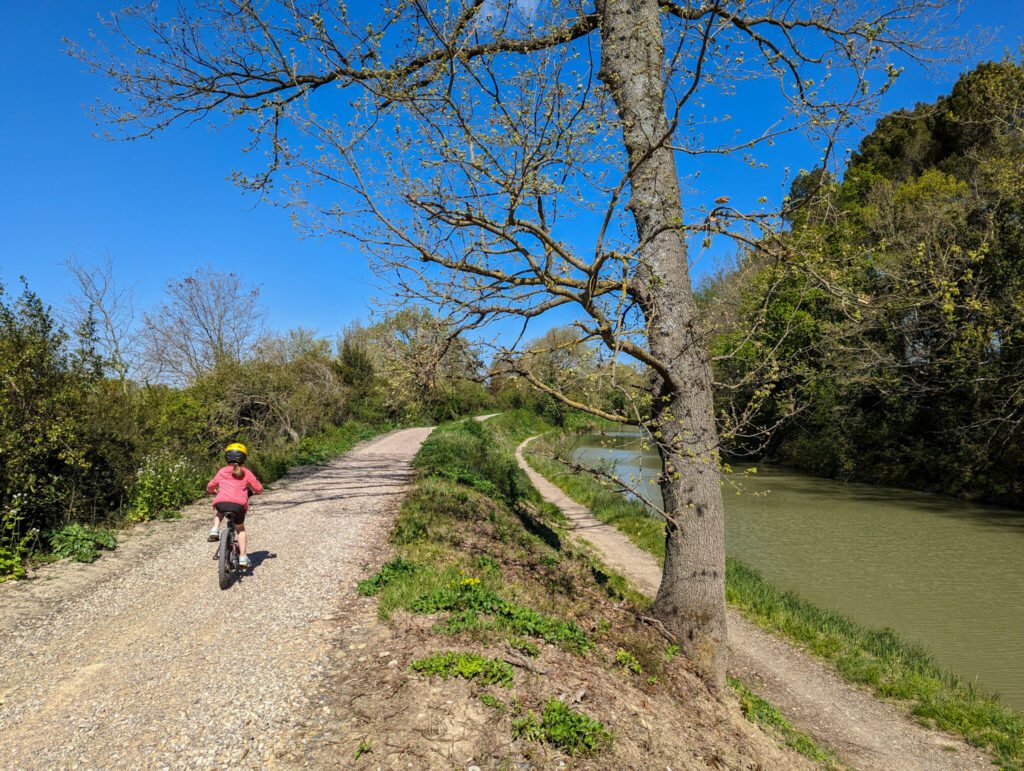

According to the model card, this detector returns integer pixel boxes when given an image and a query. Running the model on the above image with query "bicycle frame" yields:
[214,510,241,589]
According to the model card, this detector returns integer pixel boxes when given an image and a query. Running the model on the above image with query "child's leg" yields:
[211,512,223,530]
[236,523,247,557]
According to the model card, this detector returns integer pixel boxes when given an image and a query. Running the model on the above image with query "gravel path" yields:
[0,427,432,770]
[516,437,996,771]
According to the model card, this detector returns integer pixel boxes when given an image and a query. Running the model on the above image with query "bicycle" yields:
[213,510,241,590]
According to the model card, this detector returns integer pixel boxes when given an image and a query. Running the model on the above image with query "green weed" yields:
[48,523,117,563]
[1,496,36,580]
[128,450,204,522]
[411,651,515,688]
[357,556,419,596]
[730,678,837,766]
[512,699,612,757]
[472,553,501,572]
[411,580,591,653]
[507,636,540,658]
[615,648,642,674]
[480,693,507,712]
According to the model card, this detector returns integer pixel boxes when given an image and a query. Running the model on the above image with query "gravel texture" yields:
[0,427,433,770]
[516,436,997,771]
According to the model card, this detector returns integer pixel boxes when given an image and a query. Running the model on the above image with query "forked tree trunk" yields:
[596,0,728,689]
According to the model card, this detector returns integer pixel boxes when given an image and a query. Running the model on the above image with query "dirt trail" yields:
[516,437,995,771]
[0,427,432,770]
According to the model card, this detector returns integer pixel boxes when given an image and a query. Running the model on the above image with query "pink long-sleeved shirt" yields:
[207,466,263,511]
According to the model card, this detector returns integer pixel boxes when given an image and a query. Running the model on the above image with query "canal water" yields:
[572,428,1024,713]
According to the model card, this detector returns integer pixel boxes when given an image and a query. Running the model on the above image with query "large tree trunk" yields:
[597,0,728,689]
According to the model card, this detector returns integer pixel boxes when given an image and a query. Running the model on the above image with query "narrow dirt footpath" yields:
[0,427,432,770]
[516,437,995,771]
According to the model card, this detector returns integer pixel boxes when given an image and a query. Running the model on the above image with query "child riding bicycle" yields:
[207,443,263,568]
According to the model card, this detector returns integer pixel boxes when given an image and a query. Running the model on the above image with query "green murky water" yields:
[572,428,1024,712]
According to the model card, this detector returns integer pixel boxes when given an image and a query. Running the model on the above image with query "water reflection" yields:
[571,428,1024,712]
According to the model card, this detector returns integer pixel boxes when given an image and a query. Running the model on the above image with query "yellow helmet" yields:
[225,442,248,464]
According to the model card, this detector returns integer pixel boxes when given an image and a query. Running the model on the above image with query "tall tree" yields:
[75,0,958,687]
[140,266,266,385]
[711,58,1024,502]
[64,256,140,391]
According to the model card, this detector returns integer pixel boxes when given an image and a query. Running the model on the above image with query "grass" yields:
[729,677,839,767]
[526,423,1024,771]
[727,559,1024,769]
[355,411,685,760]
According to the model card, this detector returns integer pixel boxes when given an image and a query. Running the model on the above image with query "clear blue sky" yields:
[1,1,1020,344]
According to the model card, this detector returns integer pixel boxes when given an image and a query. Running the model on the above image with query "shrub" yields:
[48,523,117,563]
[128,450,204,522]
[1,495,36,580]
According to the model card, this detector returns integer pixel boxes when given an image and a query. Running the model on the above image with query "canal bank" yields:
[516,434,998,771]
[570,427,1024,714]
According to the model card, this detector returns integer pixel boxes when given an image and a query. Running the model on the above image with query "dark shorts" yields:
[214,501,246,525]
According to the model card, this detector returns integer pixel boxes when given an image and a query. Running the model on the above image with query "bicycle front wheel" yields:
[218,527,232,590]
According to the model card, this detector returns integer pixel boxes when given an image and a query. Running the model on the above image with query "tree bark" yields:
[597,0,728,689]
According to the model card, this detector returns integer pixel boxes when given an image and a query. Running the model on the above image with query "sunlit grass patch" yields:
[729,678,838,766]
[727,559,1024,770]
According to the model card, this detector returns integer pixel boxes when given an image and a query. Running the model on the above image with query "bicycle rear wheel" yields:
[218,527,232,590]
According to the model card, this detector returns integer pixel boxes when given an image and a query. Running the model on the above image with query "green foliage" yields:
[729,678,837,765]
[479,693,507,712]
[414,418,534,505]
[0,281,107,537]
[341,309,490,423]
[615,648,642,674]
[353,740,371,760]
[507,636,540,658]
[357,556,419,596]
[412,579,591,653]
[410,651,515,688]
[512,699,612,757]
[48,523,117,563]
[472,553,500,572]
[1,495,36,580]
[708,58,1024,506]
[128,450,204,522]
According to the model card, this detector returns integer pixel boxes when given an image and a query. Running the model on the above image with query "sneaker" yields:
[239,555,251,568]
[208,528,220,542]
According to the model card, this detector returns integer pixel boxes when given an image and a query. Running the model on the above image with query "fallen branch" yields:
[503,648,550,675]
